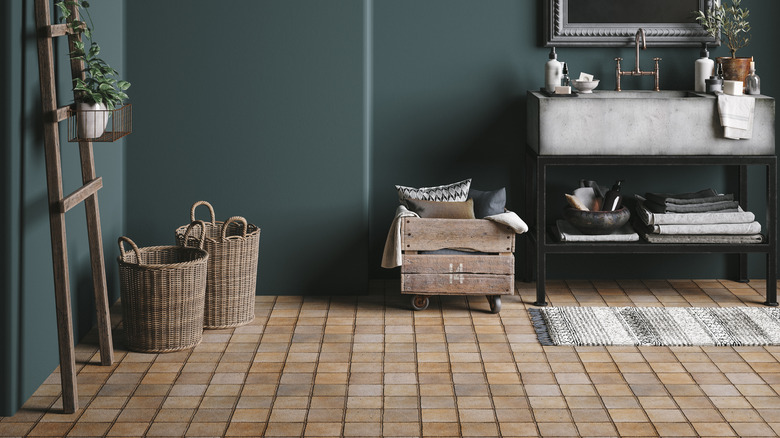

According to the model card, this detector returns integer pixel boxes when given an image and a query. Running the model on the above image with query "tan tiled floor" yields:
[2,279,780,437]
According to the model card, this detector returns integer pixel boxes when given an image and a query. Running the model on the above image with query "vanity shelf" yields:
[524,151,777,307]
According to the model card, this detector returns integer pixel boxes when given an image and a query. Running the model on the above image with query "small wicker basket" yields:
[118,221,208,353]
[175,201,260,329]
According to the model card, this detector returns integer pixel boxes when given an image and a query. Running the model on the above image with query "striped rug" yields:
[530,306,780,346]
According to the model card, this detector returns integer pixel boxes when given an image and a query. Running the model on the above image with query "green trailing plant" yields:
[56,0,130,109]
[695,0,751,58]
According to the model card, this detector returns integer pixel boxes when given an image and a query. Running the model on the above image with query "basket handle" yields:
[190,201,216,224]
[221,216,248,239]
[182,220,207,249]
[118,236,142,264]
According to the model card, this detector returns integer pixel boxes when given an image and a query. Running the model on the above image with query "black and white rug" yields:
[530,306,780,346]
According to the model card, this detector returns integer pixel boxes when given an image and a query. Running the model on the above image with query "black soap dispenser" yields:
[602,180,624,212]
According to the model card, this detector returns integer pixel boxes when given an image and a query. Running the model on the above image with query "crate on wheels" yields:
[400,217,515,313]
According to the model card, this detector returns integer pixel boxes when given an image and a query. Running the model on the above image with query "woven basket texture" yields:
[118,229,208,353]
[175,201,260,329]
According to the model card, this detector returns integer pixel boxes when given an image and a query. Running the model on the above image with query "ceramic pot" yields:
[717,57,752,87]
[77,101,109,139]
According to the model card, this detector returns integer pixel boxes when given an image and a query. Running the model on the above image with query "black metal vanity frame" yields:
[524,150,778,307]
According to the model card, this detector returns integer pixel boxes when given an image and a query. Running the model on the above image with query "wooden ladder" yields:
[33,0,114,414]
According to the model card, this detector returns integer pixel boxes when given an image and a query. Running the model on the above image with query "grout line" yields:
[216,296,272,437]
[464,295,503,437]
[298,296,329,438]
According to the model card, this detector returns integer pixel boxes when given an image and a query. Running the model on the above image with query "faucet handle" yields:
[615,57,623,61]
[653,57,662,61]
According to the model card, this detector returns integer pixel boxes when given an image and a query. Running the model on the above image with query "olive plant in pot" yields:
[56,0,130,139]
[695,0,751,84]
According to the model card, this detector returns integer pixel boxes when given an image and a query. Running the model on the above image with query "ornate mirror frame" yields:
[543,0,717,47]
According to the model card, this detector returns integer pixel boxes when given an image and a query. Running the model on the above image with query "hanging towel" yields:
[381,205,420,269]
[717,94,755,140]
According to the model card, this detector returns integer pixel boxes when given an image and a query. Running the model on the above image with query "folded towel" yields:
[485,210,529,234]
[646,221,761,235]
[635,198,755,226]
[640,232,763,244]
[553,220,639,242]
[644,199,740,213]
[644,189,733,206]
[718,94,755,140]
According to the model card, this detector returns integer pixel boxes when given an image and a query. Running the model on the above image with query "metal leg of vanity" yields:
[525,149,778,307]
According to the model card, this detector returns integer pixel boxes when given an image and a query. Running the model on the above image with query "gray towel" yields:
[635,198,755,226]
[645,189,733,206]
[644,200,740,213]
[641,233,763,244]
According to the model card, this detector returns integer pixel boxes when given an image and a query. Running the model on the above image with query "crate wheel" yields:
[411,295,430,311]
[487,295,501,314]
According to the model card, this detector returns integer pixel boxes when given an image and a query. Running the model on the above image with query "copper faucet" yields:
[615,28,661,91]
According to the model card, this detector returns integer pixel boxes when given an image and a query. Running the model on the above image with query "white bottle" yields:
[694,43,715,93]
[545,47,562,93]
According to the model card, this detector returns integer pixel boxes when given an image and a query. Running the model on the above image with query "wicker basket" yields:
[175,201,260,329]
[117,222,208,353]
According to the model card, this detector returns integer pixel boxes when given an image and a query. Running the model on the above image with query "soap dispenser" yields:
[561,62,570,87]
[602,180,624,212]
[545,47,562,93]
[694,43,715,92]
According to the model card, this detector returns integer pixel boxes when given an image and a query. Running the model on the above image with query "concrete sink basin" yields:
[527,90,775,155]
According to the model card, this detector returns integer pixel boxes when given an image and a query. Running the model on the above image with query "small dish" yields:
[571,79,600,94]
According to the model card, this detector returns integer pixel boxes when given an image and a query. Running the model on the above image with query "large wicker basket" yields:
[118,222,208,353]
[175,201,260,329]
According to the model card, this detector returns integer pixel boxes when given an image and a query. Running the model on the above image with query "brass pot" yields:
[717,56,752,86]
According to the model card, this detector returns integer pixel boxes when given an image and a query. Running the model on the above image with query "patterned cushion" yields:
[395,179,471,205]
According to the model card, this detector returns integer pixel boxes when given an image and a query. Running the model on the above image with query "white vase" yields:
[77,102,109,139]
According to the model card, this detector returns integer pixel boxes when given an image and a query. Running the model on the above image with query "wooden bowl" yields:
[563,206,630,235]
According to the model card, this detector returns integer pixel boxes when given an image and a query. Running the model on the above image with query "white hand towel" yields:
[717,94,755,140]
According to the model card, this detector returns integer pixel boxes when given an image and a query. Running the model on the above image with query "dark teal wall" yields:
[124,0,779,289]
[1,0,126,416]
[125,0,369,295]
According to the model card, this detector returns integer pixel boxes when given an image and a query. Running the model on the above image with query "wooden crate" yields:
[400,217,515,313]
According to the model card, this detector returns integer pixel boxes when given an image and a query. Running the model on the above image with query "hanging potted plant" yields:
[695,0,751,85]
[57,0,130,139]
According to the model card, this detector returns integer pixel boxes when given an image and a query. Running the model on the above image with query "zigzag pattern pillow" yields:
[396,179,471,205]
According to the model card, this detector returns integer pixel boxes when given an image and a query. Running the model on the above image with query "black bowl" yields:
[563,206,631,235]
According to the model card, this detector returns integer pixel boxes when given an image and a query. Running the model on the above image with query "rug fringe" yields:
[528,308,554,346]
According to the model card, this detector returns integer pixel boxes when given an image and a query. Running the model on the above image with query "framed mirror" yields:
[543,0,717,47]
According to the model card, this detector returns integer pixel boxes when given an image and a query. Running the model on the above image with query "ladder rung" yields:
[47,24,70,37]
[60,178,102,213]
[55,105,73,122]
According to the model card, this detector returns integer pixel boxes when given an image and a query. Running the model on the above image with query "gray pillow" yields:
[469,187,506,218]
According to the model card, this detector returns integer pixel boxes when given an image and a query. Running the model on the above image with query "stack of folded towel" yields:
[636,189,763,244]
